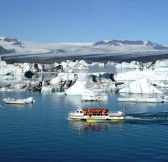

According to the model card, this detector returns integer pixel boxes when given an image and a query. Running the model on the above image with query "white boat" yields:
[3,97,35,104]
[68,108,124,122]
[81,93,108,101]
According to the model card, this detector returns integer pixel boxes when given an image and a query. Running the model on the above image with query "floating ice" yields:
[116,61,142,69]
[119,78,163,94]
[3,97,35,104]
[65,81,94,95]
[115,70,168,81]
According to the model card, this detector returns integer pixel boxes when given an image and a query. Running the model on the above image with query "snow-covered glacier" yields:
[1,37,168,63]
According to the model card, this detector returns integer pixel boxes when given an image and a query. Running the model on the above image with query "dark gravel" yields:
[2,52,168,64]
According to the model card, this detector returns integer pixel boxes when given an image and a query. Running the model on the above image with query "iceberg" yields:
[153,59,168,72]
[115,70,168,81]
[3,97,35,104]
[65,81,94,95]
[61,60,89,71]
[116,61,142,69]
[1,58,168,95]
[41,85,60,92]
[49,75,61,85]
[119,78,163,94]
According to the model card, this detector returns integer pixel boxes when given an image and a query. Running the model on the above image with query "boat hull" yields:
[68,116,124,122]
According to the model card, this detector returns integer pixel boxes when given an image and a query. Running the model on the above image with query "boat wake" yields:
[124,112,168,125]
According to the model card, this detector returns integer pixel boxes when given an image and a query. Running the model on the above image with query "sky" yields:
[0,0,168,44]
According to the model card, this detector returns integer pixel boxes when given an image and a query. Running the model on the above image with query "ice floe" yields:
[3,97,35,104]
[114,70,168,81]
[115,61,143,69]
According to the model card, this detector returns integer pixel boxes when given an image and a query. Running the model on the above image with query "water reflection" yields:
[117,93,166,114]
[68,120,124,133]
[64,95,82,109]
[69,121,108,132]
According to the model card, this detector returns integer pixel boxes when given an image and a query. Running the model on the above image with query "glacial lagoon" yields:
[0,65,168,161]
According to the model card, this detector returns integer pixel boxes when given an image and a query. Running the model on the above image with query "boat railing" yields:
[83,113,108,116]
[108,111,124,117]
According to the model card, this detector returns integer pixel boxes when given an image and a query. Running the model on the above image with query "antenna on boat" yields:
[122,106,126,115]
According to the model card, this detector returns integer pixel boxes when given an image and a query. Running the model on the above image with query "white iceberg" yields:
[115,70,168,81]
[116,61,142,69]
[3,97,35,104]
[153,59,168,71]
[41,85,60,92]
[65,81,94,95]
[119,78,163,94]
[61,60,88,71]
[49,75,61,85]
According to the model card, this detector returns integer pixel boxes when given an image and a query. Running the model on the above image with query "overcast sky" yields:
[0,0,168,44]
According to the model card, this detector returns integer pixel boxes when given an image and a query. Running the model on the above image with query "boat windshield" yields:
[77,110,83,114]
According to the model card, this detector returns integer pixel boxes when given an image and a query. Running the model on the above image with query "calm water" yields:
[0,90,168,162]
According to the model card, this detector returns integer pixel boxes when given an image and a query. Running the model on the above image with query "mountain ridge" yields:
[93,40,168,50]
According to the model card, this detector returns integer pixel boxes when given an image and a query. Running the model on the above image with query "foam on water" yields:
[124,112,168,126]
